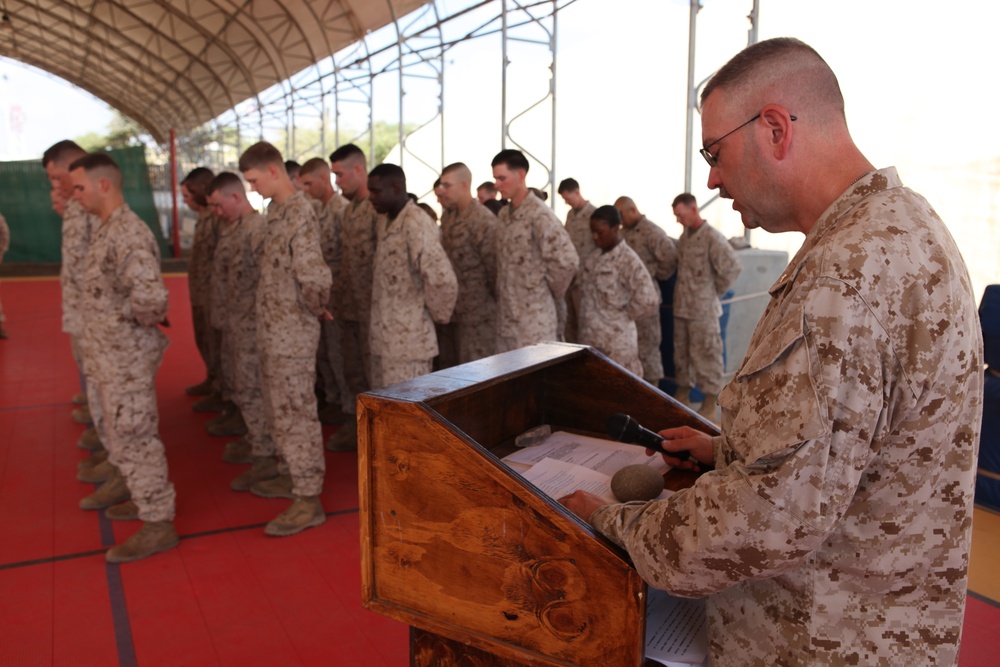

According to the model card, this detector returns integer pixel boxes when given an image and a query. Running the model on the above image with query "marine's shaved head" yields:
[300,157,331,177]
[441,162,472,186]
[701,37,845,127]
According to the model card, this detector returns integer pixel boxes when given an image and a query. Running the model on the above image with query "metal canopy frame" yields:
[683,0,760,206]
[2,0,759,225]
[208,0,571,203]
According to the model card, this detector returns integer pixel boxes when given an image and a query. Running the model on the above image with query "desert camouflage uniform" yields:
[0,213,7,324]
[189,208,222,387]
[210,220,240,401]
[82,204,175,522]
[592,169,983,666]
[577,241,659,376]
[218,211,274,458]
[256,191,331,497]
[440,199,498,363]
[338,196,379,413]
[495,192,578,352]
[60,199,96,336]
[673,221,741,394]
[312,194,350,407]
[562,201,597,344]
[623,216,677,383]
[59,199,98,389]
[370,200,457,387]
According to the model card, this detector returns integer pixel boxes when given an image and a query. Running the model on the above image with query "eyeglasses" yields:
[700,112,796,167]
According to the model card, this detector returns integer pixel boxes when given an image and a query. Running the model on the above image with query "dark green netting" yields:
[0,146,171,262]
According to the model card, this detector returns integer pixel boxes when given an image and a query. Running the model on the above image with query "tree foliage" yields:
[75,109,416,172]
[276,119,417,165]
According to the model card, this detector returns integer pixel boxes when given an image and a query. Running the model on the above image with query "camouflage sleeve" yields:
[119,231,169,327]
[711,233,742,295]
[290,216,333,317]
[208,247,227,329]
[537,213,579,300]
[477,215,498,297]
[329,209,344,273]
[592,277,889,597]
[651,232,678,280]
[412,216,458,324]
[317,206,340,268]
[624,252,661,321]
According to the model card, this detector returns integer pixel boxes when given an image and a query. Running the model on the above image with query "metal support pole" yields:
[169,128,180,258]
[320,90,327,157]
[368,87,375,169]
[683,0,700,195]
[398,41,405,170]
[549,1,557,204]
[287,101,294,157]
[744,0,759,242]
[440,56,445,174]
[500,2,508,150]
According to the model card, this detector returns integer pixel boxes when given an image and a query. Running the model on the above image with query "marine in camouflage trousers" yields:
[260,350,325,497]
[88,352,176,522]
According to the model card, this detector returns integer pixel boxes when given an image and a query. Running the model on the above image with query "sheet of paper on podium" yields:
[502,430,673,504]
[645,588,709,666]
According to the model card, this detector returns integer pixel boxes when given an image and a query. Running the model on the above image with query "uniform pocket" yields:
[722,311,831,466]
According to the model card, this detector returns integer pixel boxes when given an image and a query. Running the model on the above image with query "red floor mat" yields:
[0,275,407,666]
[959,594,1000,667]
[3,275,995,666]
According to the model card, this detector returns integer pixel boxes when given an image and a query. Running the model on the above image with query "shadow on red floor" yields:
[0,276,407,666]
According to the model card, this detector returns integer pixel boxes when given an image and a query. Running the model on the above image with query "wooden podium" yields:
[358,343,717,667]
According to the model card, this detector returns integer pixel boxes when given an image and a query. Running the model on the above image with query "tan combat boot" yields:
[185,378,212,396]
[105,521,179,563]
[105,500,139,521]
[71,405,92,424]
[77,427,102,451]
[191,391,226,413]
[250,474,295,500]
[222,437,253,464]
[77,459,114,484]
[78,448,110,470]
[206,405,247,437]
[674,386,691,406]
[79,469,131,510]
[230,457,279,492]
[698,394,719,421]
[264,496,326,537]
[325,420,358,452]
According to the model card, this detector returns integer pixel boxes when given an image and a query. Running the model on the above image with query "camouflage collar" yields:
[107,202,133,225]
[769,167,900,296]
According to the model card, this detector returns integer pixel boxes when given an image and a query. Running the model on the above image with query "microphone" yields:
[606,413,696,464]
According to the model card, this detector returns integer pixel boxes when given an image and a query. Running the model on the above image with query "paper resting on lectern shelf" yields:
[502,430,673,504]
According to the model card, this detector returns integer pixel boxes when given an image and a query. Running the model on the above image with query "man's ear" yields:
[760,104,795,161]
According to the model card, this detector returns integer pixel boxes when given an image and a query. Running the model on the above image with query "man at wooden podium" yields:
[562,38,983,666]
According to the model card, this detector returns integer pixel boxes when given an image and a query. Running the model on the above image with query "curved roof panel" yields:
[0,0,429,142]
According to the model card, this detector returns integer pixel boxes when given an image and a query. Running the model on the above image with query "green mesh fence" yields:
[0,146,171,262]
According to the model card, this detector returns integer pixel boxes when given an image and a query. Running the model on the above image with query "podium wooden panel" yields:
[359,343,717,667]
